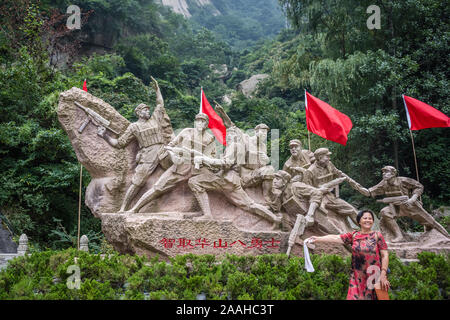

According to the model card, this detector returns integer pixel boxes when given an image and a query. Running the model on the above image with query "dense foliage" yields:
[271,0,450,213]
[0,250,448,300]
[188,0,285,49]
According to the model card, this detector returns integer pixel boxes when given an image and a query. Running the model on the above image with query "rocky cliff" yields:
[160,0,220,18]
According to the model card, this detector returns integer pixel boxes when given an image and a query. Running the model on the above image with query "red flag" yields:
[201,88,227,145]
[82,79,87,92]
[305,91,353,146]
[403,95,449,130]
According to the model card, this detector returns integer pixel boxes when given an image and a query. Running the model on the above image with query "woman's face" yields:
[359,212,374,230]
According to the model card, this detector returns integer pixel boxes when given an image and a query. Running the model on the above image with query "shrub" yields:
[0,249,448,300]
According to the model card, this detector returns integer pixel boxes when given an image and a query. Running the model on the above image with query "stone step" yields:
[399,258,420,265]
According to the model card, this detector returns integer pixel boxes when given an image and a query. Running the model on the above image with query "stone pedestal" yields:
[100,212,353,259]
[387,229,450,260]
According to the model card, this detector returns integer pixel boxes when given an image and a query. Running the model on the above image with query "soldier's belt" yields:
[140,141,164,149]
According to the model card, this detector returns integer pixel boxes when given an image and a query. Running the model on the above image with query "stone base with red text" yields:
[100,211,353,259]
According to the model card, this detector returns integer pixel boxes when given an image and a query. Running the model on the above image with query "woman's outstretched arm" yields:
[307,235,344,244]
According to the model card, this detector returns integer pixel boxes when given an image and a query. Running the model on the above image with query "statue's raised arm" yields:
[213,101,235,129]
[150,76,174,143]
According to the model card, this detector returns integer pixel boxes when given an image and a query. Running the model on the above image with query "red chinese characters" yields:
[159,237,281,250]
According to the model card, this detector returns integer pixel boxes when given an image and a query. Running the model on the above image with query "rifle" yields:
[165,146,206,169]
[286,214,315,257]
[75,101,119,135]
[376,195,409,206]
[319,177,346,191]
[286,214,305,257]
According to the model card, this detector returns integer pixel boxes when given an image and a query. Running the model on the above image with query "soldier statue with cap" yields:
[239,123,275,206]
[267,170,292,212]
[303,147,358,225]
[346,165,450,242]
[283,139,315,178]
[205,102,276,207]
[127,113,216,214]
[97,76,174,212]
[188,126,281,225]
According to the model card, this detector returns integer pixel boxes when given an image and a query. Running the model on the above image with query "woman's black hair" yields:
[356,209,375,225]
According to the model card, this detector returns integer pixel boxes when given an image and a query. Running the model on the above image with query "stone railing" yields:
[0,234,28,270]
[0,234,90,270]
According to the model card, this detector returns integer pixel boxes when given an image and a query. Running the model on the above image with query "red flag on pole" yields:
[305,91,353,146]
[82,79,87,92]
[402,95,449,130]
[201,88,227,145]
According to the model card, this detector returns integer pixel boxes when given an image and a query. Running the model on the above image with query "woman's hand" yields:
[380,272,390,291]
[306,236,318,243]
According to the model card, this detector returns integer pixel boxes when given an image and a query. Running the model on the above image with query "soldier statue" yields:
[290,169,330,227]
[97,77,174,212]
[283,139,314,177]
[188,126,281,224]
[267,170,292,213]
[127,113,216,213]
[210,101,275,206]
[346,165,450,242]
[303,148,358,225]
[240,123,275,206]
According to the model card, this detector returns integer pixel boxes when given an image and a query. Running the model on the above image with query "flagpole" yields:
[305,89,311,151]
[308,131,311,151]
[77,164,82,250]
[409,129,420,183]
[402,94,422,206]
[402,94,420,183]
[77,79,87,250]
[199,87,203,114]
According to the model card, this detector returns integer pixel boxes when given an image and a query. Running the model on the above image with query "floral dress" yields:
[340,231,388,300]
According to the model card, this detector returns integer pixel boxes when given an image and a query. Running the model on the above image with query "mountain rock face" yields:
[160,0,220,18]
[238,74,270,98]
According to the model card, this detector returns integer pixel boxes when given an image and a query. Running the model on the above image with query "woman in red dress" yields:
[307,210,390,300]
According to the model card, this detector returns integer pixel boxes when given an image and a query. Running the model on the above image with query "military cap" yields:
[195,113,209,122]
[274,170,291,182]
[289,139,302,147]
[314,148,332,158]
[381,166,397,174]
[255,123,270,131]
[226,126,241,136]
[135,103,150,115]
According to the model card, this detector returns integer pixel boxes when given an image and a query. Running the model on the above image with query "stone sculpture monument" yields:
[345,165,450,259]
[188,125,280,224]
[57,81,449,260]
[126,112,216,215]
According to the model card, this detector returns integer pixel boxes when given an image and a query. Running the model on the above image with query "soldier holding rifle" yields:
[188,126,281,224]
[346,165,450,242]
[303,148,359,225]
[127,113,216,214]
